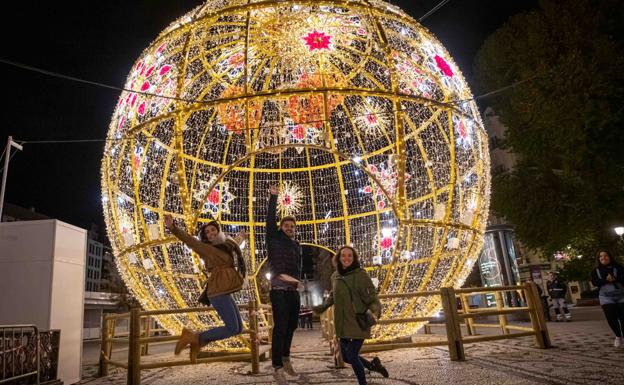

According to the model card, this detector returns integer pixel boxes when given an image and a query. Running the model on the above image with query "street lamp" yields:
[615,227,624,237]
[0,136,23,221]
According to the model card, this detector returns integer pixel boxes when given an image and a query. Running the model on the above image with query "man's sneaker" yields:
[371,357,389,378]
[282,359,298,376]
[272,368,289,385]
[615,337,622,348]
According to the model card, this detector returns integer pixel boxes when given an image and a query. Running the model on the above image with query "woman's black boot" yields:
[371,357,389,378]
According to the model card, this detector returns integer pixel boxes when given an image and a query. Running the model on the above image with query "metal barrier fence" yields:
[321,282,551,362]
[98,299,273,385]
[0,325,39,385]
[0,326,61,385]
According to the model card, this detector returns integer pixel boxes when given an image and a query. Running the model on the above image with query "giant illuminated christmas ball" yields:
[101,0,490,348]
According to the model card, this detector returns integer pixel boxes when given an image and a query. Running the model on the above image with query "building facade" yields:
[480,108,581,303]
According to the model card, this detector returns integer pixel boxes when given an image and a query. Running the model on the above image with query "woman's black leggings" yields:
[601,303,624,337]
[340,338,373,385]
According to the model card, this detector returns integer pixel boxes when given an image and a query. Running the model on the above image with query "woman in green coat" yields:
[314,246,389,384]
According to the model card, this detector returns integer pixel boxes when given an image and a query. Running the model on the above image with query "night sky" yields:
[0,0,538,232]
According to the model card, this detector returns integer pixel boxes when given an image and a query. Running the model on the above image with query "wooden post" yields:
[249,300,260,374]
[143,316,151,356]
[423,324,431,334]
[127,308,142,385]
[440,287,465,361]
[459,294,474,336]
[139,317,147,356]
[525,282,552,348]
[494,291,509,334]
[98,316,109,377]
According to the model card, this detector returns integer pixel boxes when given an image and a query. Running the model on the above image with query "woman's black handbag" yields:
[197,284,211,306]
[355,310,377,331]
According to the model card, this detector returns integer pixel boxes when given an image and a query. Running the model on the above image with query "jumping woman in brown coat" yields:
[164,214,245,362]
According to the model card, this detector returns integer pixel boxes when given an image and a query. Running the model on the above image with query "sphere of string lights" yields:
[101,0,490,348]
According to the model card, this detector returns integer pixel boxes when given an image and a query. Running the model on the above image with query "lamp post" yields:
[615,227,624,237]
[0,136,23,221]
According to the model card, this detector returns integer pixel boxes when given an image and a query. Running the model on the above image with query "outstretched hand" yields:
[269,184,279,196]
[163,214,175,230]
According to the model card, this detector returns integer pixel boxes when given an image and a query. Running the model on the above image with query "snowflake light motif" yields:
[354,100,390,137]
[278,181,303,217]
[194,178,236,216]
[372,227,397,263]
[453,114,474,148]
[132,146,144,172]
[392,51,434,99]
[362,161,411,210]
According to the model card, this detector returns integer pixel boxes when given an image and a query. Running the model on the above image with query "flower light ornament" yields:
[101,0,491,348]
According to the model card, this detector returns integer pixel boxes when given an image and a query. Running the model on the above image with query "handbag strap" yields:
[338,276,361,315]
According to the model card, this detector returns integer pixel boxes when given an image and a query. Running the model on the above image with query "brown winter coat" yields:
[170,226,243,297]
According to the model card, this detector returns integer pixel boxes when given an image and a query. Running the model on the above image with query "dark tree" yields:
[474,0,624,257]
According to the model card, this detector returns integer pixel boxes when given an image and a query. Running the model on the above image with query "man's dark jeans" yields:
[270,289,300,368]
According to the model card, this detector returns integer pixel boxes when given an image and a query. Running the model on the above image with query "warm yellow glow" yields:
[101,0,490,349]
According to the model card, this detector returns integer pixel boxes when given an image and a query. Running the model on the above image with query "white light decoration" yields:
[101,0,490,348]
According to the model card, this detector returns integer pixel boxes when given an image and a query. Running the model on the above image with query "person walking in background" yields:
[529,278,552,322]
[266,184,303,385]
[547,272,571,322]
[164,215,245,363]
[314,246,389,385]
[298,306,313,329]
[591,250,624,347]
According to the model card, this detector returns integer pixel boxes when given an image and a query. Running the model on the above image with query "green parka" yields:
[314,268,381,339]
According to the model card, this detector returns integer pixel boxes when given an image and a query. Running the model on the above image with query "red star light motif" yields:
[303,30,332,51]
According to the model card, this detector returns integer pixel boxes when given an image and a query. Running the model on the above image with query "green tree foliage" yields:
[474,0,624,257]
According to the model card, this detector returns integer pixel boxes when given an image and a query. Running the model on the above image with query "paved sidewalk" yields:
[78,306,624,385]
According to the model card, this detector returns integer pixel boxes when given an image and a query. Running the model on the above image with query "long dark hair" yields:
[199,221,246,277]
[334,245,361,276]
[596,250,613,267]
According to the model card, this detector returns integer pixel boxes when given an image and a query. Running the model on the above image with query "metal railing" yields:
[0,325,39,385]
[98,299,273,385]
[320,282,551,361]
